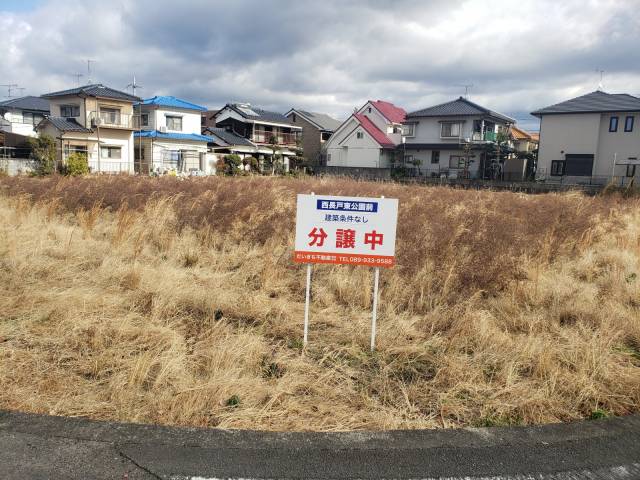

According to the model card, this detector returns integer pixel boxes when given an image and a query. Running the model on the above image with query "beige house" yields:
[37,84,140,173]
[285,109,341,166]
[532,91,640,184]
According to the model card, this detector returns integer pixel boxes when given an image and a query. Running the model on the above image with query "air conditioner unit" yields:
[91,118,102,127]
[159,126,168,133]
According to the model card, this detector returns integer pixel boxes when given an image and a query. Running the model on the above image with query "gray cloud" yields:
[2,0,640,131]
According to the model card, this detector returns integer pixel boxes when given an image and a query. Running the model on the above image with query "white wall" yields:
[138,137,208,173]
[407,115,483,144]
[537,113,601,177]
[1,110,40,137]
[406,148,482,177]
[596,113,640,177]
[324,116,386,168]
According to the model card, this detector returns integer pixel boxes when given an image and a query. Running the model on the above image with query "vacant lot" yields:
[0,175,639,431]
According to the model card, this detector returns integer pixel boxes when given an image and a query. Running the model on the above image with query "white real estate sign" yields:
[294,194,399,268]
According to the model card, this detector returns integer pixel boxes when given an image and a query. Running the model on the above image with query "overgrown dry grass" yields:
[0,175,639,431]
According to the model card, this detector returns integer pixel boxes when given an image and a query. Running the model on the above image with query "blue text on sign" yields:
[316,199,378,213]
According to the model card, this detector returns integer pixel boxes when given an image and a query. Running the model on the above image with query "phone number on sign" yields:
[340,256,394,266]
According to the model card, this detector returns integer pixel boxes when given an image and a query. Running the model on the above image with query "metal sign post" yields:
[294,193,398,349]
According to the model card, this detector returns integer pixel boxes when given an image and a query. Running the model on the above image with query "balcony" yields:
[88,111,135,129]
[471,131,497,142]
[252,129,298,145]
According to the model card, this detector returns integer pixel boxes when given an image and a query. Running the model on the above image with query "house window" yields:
[402,123,415,137]
[100,108,121,124]
[367,107,372,113]
[609,116,619,132]
[134,147,145,161]
[327,154,331,163]
[441,122,461,138]
[431,150,440,164]
[550,160,565,176]
[100,146,122,159]
[356,131,364,139]
[292,113,297,122]
[449,155,465,169]
[404,154,414,164]
[60,104,80,117]
[22,112,44,126]
[166,115,182,131]
[625,116,634,132]
[141,113,149,127]
[627,164,636,177]
[393,126,401,134]
[321,132,331,142]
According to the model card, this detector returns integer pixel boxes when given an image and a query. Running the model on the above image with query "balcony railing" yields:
[471,131,497,142]
[88,111,135,129]
[252,130,298,145]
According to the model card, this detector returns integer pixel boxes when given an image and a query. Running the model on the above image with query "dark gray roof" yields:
[407,97,515,123]
[42,84,140,102]
[204,127,255,147]
[225,103,298,126]
[0,95,50,112]
[289,109,341,131]
[531,91,640,116]
[42,116,92,133]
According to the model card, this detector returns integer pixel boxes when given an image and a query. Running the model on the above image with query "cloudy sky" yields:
[2,0,640,130]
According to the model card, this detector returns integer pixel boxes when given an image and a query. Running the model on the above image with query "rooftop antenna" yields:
[126,74,142,96]
[0,84,19,98]
[455,84,473,99]
[70,73,83,87]
[15,87,26,96]
[595,69,605,91]
[87,59,96,84]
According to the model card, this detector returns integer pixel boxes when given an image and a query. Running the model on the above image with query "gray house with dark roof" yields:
[214,103,302,169]
[402,97,515,179]
[532,90,640,184]
[285,109,341,166]
[0,96,50,137]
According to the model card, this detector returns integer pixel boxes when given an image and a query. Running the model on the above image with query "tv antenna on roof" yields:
[595,69,605,91]
[456,83,473,98]
[87,59,96,84]
[126,74,142,96]
[0,84,19,98]
[70,73,83,86]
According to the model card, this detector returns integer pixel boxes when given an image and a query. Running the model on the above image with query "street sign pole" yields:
[370,266,380,352]
[303,192,314,347]
[370,195,384,352]
[303,263,311,346]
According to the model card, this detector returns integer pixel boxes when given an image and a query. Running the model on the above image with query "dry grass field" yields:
[0,175,639,431]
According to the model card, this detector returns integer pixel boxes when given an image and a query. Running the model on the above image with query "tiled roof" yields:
[134,130,211,142]
[42,84,140,102]
[510,125,532,140]
[203,127,255,147]
[531,90,640,116]
[407,97,515,123]
[0,96,50,112]
[290,109,342,131]
[43,117,92,133]
[353,113,395,148]
[225,103,299,126]
[371,100,406,123]
[137,96,207,111]
[530,132,540,141]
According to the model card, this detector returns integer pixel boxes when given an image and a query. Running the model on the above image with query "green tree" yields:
[65,152,89,176]
[220,153,242,175]
[28,134,56,176]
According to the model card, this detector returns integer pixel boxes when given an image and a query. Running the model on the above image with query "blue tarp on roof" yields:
[136,96,207,111]
[134,130,212,142]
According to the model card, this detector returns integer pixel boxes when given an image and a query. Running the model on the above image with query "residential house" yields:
[285,109,341,166]
[503,125,539,181]
[532,90,640,184]
[202,126,258,157]
[0,96,50,137]
[322,100,406,169]
[214,103,302,170]
[134,96,213,174]
[401,97,515,179]
[37,84,140,173]
[201,109,219,132]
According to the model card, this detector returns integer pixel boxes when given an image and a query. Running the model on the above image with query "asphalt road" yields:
[1,410,639,479]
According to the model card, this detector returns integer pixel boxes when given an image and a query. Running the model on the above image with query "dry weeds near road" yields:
[0,176,639,431]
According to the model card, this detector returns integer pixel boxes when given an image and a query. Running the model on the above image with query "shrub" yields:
[65,152,89,176]
[27,134,56,176]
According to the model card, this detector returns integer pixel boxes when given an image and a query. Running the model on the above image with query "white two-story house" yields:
[134,96,213,174]
[0,96,50,137]
[37,84,140,173]
[323,100,406,169]
[402,97,514,179]
[532,90,640,185]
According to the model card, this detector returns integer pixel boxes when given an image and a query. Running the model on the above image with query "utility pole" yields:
[126,74,142,97]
